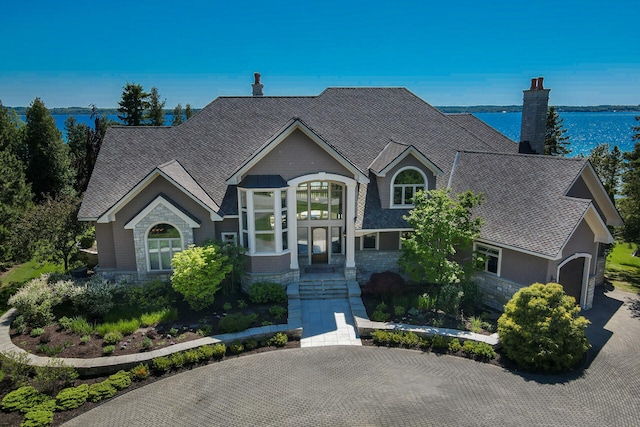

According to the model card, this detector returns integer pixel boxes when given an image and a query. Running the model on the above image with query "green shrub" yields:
[55,384,89,411]
[171,243,232,310]
[21,408,54,427]
[436,283,463,315]
[30,327,45,337]
[218,313,258,333]
[88,381,117,402]
[103,331,123,345]
[228,342,244,354]
[57,316,73,331]
[248,282,287,304]
[95,318,140,336]
[417,293,436,311]
[461,341,496,360]
[129,363,150,381]
[196,345,214,360]
[196,325,213,336]
[152,356,172,374]
[102,345,115,355]
[79,335,91,344]
[418,336,431,349]
[431,334,448,350]
[498,282,590,373]
[0,351,32,387]
[1,386,48,413]
[12,315,27,335]
[394,305,406,316]
[140,308,178,327]
[36,344,64,356]
[269,305,287,320]
[222,302,232,311]
[448,338,462,352]
[268,332,288,347]
[69,276,123,316]
[237,299,247,309]
[371,329,390,345]
[245,339,258,351]
[211,343,226,359]
[468,316,483,333]
[141,336,153,351]
[7,276,60,327]
[33,359,78,394]
[183,349,201,364]
[170,352,185,368]
[460,281,484,315]
[401,331,420,347]
[68,316,94,335]
[108,370,132,390]
[371,302,390,322]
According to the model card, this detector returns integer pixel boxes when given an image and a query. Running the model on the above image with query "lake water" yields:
[31,111,640,157]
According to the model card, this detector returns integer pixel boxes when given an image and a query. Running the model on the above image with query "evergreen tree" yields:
[117,83,149,126]
[0,101,25,158]
[544,106,571,156]
[23,98,73,201]
[0,150,32,262]
[145,86,166,126]
[185,103,194,120]
[589,143,622,202]
[65,107,113,193]
[172,103,184,126]
[620,115,640,243]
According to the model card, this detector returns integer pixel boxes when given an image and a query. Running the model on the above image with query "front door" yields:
[311,227,328,264]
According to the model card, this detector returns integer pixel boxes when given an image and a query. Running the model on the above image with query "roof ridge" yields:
[458,150,587,161]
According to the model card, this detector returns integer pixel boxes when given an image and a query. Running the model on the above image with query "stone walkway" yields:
[300,299,361,347]
[63,287,640,427]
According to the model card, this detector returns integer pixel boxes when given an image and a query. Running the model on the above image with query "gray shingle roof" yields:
[446,114,519,153]
[447,151,590,258]
[79,88,517,220]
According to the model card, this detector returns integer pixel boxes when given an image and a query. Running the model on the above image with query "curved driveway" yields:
[64,288,640,426]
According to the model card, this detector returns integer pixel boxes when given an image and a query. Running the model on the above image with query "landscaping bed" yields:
[8,275,289,359]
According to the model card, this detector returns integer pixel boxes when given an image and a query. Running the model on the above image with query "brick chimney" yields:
[252,72,264,97]
[519,77,550,154]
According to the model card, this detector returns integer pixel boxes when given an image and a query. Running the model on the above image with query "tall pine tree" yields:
[621,115,640,243]
[23,98,73,201]
[118,83,149,126]
[589,143,622,202]
[146,86,166,126]
[172,103,184,126]
[545,106,571,156]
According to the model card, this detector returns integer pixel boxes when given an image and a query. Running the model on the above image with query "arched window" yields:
[147,223,182,270]
[392,168,426,207]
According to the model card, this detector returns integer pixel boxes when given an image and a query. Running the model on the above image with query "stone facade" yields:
[474,272,525,311]
[355,250,402,284]
[241,269,300,292]
[130,203,195,280]
[585,274,596,310]
[595,256,606,287]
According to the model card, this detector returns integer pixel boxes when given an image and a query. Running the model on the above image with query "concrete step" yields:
[298,281,349,300]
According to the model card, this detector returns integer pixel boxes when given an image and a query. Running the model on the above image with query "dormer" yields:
[369,140,443,209]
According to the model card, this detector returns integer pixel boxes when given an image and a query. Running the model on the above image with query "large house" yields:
[79,75,622,310]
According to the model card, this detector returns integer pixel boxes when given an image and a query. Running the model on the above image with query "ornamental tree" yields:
[399,188,483,285]
[497,282,590,373]
[171,243,233,310]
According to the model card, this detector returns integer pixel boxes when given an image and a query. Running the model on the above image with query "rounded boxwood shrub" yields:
[88,381,117,402]
[21,408,54,427]
[1,386,48,413]
[497,282,590,373]
[55,384,89,411]
[108,370,132,390]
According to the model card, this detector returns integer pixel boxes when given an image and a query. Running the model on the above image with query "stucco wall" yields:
[566,176,606,220]
[245,253,291,273]
[106,175,218,272]
[95,223,116,269]
[377,155,437,208]
[244,129,352,181]
[499,248,550,286]
[379,232,400,250]
[559,219,597,274]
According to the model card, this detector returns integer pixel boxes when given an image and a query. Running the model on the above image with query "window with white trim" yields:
[147,223,182,271]
[392,168,426,207]
[475,243,501,275]
[221,232,238,246]
[239,188,288,254]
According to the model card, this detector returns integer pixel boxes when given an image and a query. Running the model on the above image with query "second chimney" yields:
[519,77,550,155]
[252,72,264,97]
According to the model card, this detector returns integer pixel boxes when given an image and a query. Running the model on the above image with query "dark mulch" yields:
[10,292,287,360]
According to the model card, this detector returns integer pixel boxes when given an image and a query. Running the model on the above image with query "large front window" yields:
[147,223,182,270]
[392,168,426,207]
[239,188,288,254]
[297,182,343,220]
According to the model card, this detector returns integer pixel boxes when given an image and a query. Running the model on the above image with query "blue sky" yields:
[1,0,638,108]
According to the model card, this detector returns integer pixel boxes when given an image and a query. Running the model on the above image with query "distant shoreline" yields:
[7,105,640,115]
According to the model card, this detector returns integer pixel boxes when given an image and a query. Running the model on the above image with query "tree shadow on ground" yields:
[510,285,623,385]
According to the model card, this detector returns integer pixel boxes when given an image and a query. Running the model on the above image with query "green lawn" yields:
[606,242,640,294]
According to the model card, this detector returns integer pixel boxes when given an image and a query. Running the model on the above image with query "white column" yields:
[287,186,299,269]
[345,183,356,268]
